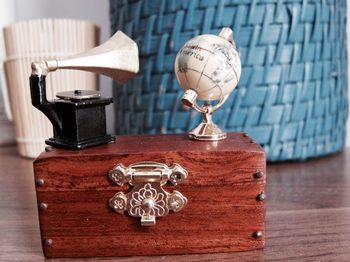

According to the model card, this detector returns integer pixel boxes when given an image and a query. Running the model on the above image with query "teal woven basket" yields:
[110,0,348,161]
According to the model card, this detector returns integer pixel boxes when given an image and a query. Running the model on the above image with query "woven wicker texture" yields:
[110,0,348,161]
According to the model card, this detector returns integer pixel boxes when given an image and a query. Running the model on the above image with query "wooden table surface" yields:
[1,144,350,261]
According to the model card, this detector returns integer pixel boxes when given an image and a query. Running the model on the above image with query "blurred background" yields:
[0,0,113,130]
[0,0,348,160]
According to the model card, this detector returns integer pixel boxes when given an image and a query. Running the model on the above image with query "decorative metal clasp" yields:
[108,162,188,226]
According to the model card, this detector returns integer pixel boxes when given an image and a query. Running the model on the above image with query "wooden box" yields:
[33,133,266,258]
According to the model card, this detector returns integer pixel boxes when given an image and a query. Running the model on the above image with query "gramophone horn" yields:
[31,31,139,83]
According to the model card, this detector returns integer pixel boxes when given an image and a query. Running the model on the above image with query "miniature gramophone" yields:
[32,28,266,259]
[30,31,139,149]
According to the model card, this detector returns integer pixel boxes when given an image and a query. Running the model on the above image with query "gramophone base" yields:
[45,135,115,150]
[188,122,227,141]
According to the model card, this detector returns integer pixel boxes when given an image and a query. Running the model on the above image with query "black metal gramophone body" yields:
[29,31,139,149]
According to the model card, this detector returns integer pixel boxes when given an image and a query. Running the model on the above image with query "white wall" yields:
[0,0,16,121]
[12,0,114,133]
[347,3,350,147]
[0,0,16,144]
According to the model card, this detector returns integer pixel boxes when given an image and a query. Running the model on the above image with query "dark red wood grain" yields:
[33,133,266,258]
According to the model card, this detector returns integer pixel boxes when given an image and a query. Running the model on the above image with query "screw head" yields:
[253,171,264,179]
[44,239,53,246]
[35,178,45,187]
[256,192,266,202]
[141,198,155,213]
[243,133,249,137]
[252,231,263,239]
[39,202,48,210]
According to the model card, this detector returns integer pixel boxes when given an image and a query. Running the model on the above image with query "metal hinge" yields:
[108,161,188,226]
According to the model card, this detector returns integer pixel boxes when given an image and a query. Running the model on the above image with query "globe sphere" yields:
[174,34,241,101]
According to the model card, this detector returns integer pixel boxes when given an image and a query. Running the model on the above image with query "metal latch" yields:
[108,162,188,226]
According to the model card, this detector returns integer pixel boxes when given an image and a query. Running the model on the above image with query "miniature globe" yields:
[174,32,241,101]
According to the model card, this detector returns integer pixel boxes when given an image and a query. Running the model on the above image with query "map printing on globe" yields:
[174,33,241,101]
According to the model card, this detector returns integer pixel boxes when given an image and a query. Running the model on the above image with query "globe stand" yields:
[182,89,229,141]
